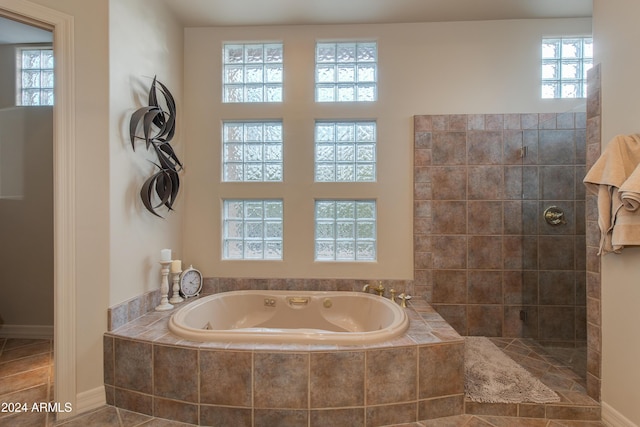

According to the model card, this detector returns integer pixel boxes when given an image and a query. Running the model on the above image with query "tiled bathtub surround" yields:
[107,278,414,331]
[104,298,464,427]
[413,112,587,348]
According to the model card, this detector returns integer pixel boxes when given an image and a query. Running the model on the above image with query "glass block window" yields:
[223,43,283,103]
[541,37,593,99]
[315,41,377,102]
[16,47,54,106]
[223,200,283,260]
[315,200,376,261]
[315,121,376,182]
[222,121,283,182]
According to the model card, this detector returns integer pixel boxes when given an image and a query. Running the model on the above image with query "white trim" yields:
[602,402,639,427]
[76,386,106,414]
[0,0,76,421]
[0,324,53,339]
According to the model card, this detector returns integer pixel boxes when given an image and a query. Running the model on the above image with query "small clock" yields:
[179,265,203,298]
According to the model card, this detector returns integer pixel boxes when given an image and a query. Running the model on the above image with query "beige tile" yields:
[418,343,464,399]
[310,408,365,427]
[114,339,152,394]
[0,366,49,396]
[254,352,308,409]
[310,351,364,408]
[366,347,417,405]
[200,350,252,407]
[199,405,251,427]
[152,397,198,425]
[153,345,198,402]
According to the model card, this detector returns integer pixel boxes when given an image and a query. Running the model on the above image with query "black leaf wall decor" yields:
[129,76,182,218]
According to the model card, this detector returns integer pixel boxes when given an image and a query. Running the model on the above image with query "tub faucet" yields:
[373,282,385,297]
[362,283,370,293]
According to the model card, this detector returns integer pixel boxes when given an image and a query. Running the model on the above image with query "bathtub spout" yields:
[362,284,370,293]
[373,282,385,297]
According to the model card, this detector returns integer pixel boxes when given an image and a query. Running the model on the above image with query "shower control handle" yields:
[544,206,566,226]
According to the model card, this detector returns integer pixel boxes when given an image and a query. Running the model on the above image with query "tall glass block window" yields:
[315,200,376,261]
[315,121,376,182]
[223,43,283,103]
[16,47,54,106]
[223,200,284,260]
[315,41,377,102]
[222,121,283,182]
[541,37,593,99]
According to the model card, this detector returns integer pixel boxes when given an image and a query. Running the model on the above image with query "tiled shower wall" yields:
[584,64,602,400]
[413,112,587,347]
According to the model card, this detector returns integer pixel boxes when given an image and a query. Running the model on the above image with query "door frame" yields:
[0,0,76,420]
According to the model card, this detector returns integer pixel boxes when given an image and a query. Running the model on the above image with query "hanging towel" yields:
[619,163,640,211]
[583,134,640,254]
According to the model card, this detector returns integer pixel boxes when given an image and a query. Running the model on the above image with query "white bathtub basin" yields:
[168,290,409,344]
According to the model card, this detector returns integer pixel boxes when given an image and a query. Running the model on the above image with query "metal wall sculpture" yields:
[129,76,182,217]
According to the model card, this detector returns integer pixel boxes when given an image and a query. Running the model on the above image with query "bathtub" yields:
[168,290,409,344]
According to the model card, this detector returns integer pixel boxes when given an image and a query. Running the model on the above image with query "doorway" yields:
[0,2,76,421]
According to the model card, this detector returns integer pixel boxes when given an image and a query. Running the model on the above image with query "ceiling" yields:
[0,1,592,45]
[161,0,592,27]
[0,16,51,45]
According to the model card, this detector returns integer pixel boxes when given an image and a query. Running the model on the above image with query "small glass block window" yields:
[223,199,284,260]
[541,36,593,99]
[315,41,377,102]
[16,47,54,106]
[222,121,283,182]
[315,121,376,182]
[315,200,376,261]
[223,43,283,103]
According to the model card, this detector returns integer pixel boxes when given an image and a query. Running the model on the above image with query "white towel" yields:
[619,163,640,211]
[583,134,640,254]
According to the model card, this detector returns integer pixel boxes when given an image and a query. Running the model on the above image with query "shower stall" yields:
[413,109,587,381]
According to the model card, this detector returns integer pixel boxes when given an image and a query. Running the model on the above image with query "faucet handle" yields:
[389,288,396,303]
[398,293,412,308]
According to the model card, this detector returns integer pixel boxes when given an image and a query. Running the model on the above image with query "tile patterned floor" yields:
[0,337,604,426]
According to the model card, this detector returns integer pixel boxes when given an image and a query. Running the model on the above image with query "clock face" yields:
[180,269,202,297]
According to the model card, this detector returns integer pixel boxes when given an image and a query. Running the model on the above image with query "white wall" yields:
[183,18,590,280]
[19,0,182,402]
[0,107,53,328]
[593,1,640,425]
[108,0,184,305]
[25,0,111,396]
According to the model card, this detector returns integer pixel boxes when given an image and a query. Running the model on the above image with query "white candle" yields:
[160,248,172,262]
[171,259,182,273]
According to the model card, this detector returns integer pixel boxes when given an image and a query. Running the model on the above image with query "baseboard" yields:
[602,401,639,427]
[0,324,53,339]
[76,386,106,414]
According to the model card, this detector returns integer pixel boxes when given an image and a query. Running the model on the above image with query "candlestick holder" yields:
[155,260,174,311]
[169,268,184,304]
